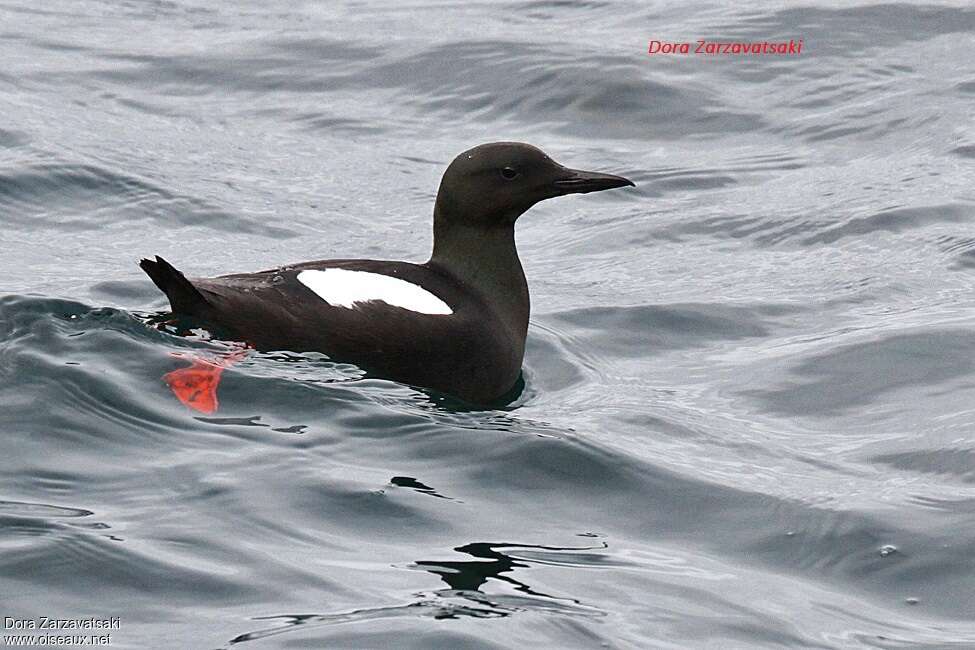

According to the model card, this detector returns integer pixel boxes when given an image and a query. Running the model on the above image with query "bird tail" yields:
[139,255,210,315]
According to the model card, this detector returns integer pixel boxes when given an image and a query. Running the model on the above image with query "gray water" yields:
[1,1,975,648]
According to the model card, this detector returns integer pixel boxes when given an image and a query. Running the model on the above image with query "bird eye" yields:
[500,166,519,180]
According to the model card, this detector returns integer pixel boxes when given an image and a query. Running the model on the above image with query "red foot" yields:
[164,348,249,414]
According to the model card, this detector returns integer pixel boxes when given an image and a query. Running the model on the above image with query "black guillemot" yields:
[141,142,633,404]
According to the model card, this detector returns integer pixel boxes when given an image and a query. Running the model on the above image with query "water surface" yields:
[2,1,975,647]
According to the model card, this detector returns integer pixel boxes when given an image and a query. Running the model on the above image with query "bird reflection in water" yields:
[227,540,606,646]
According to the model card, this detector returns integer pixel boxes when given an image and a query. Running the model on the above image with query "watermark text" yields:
[3,617,119,646]
[648,39,803,56]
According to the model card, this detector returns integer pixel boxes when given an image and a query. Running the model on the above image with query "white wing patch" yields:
[296,269,453,315]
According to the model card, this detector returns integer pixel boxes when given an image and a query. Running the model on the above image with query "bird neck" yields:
[427,212,529,338]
